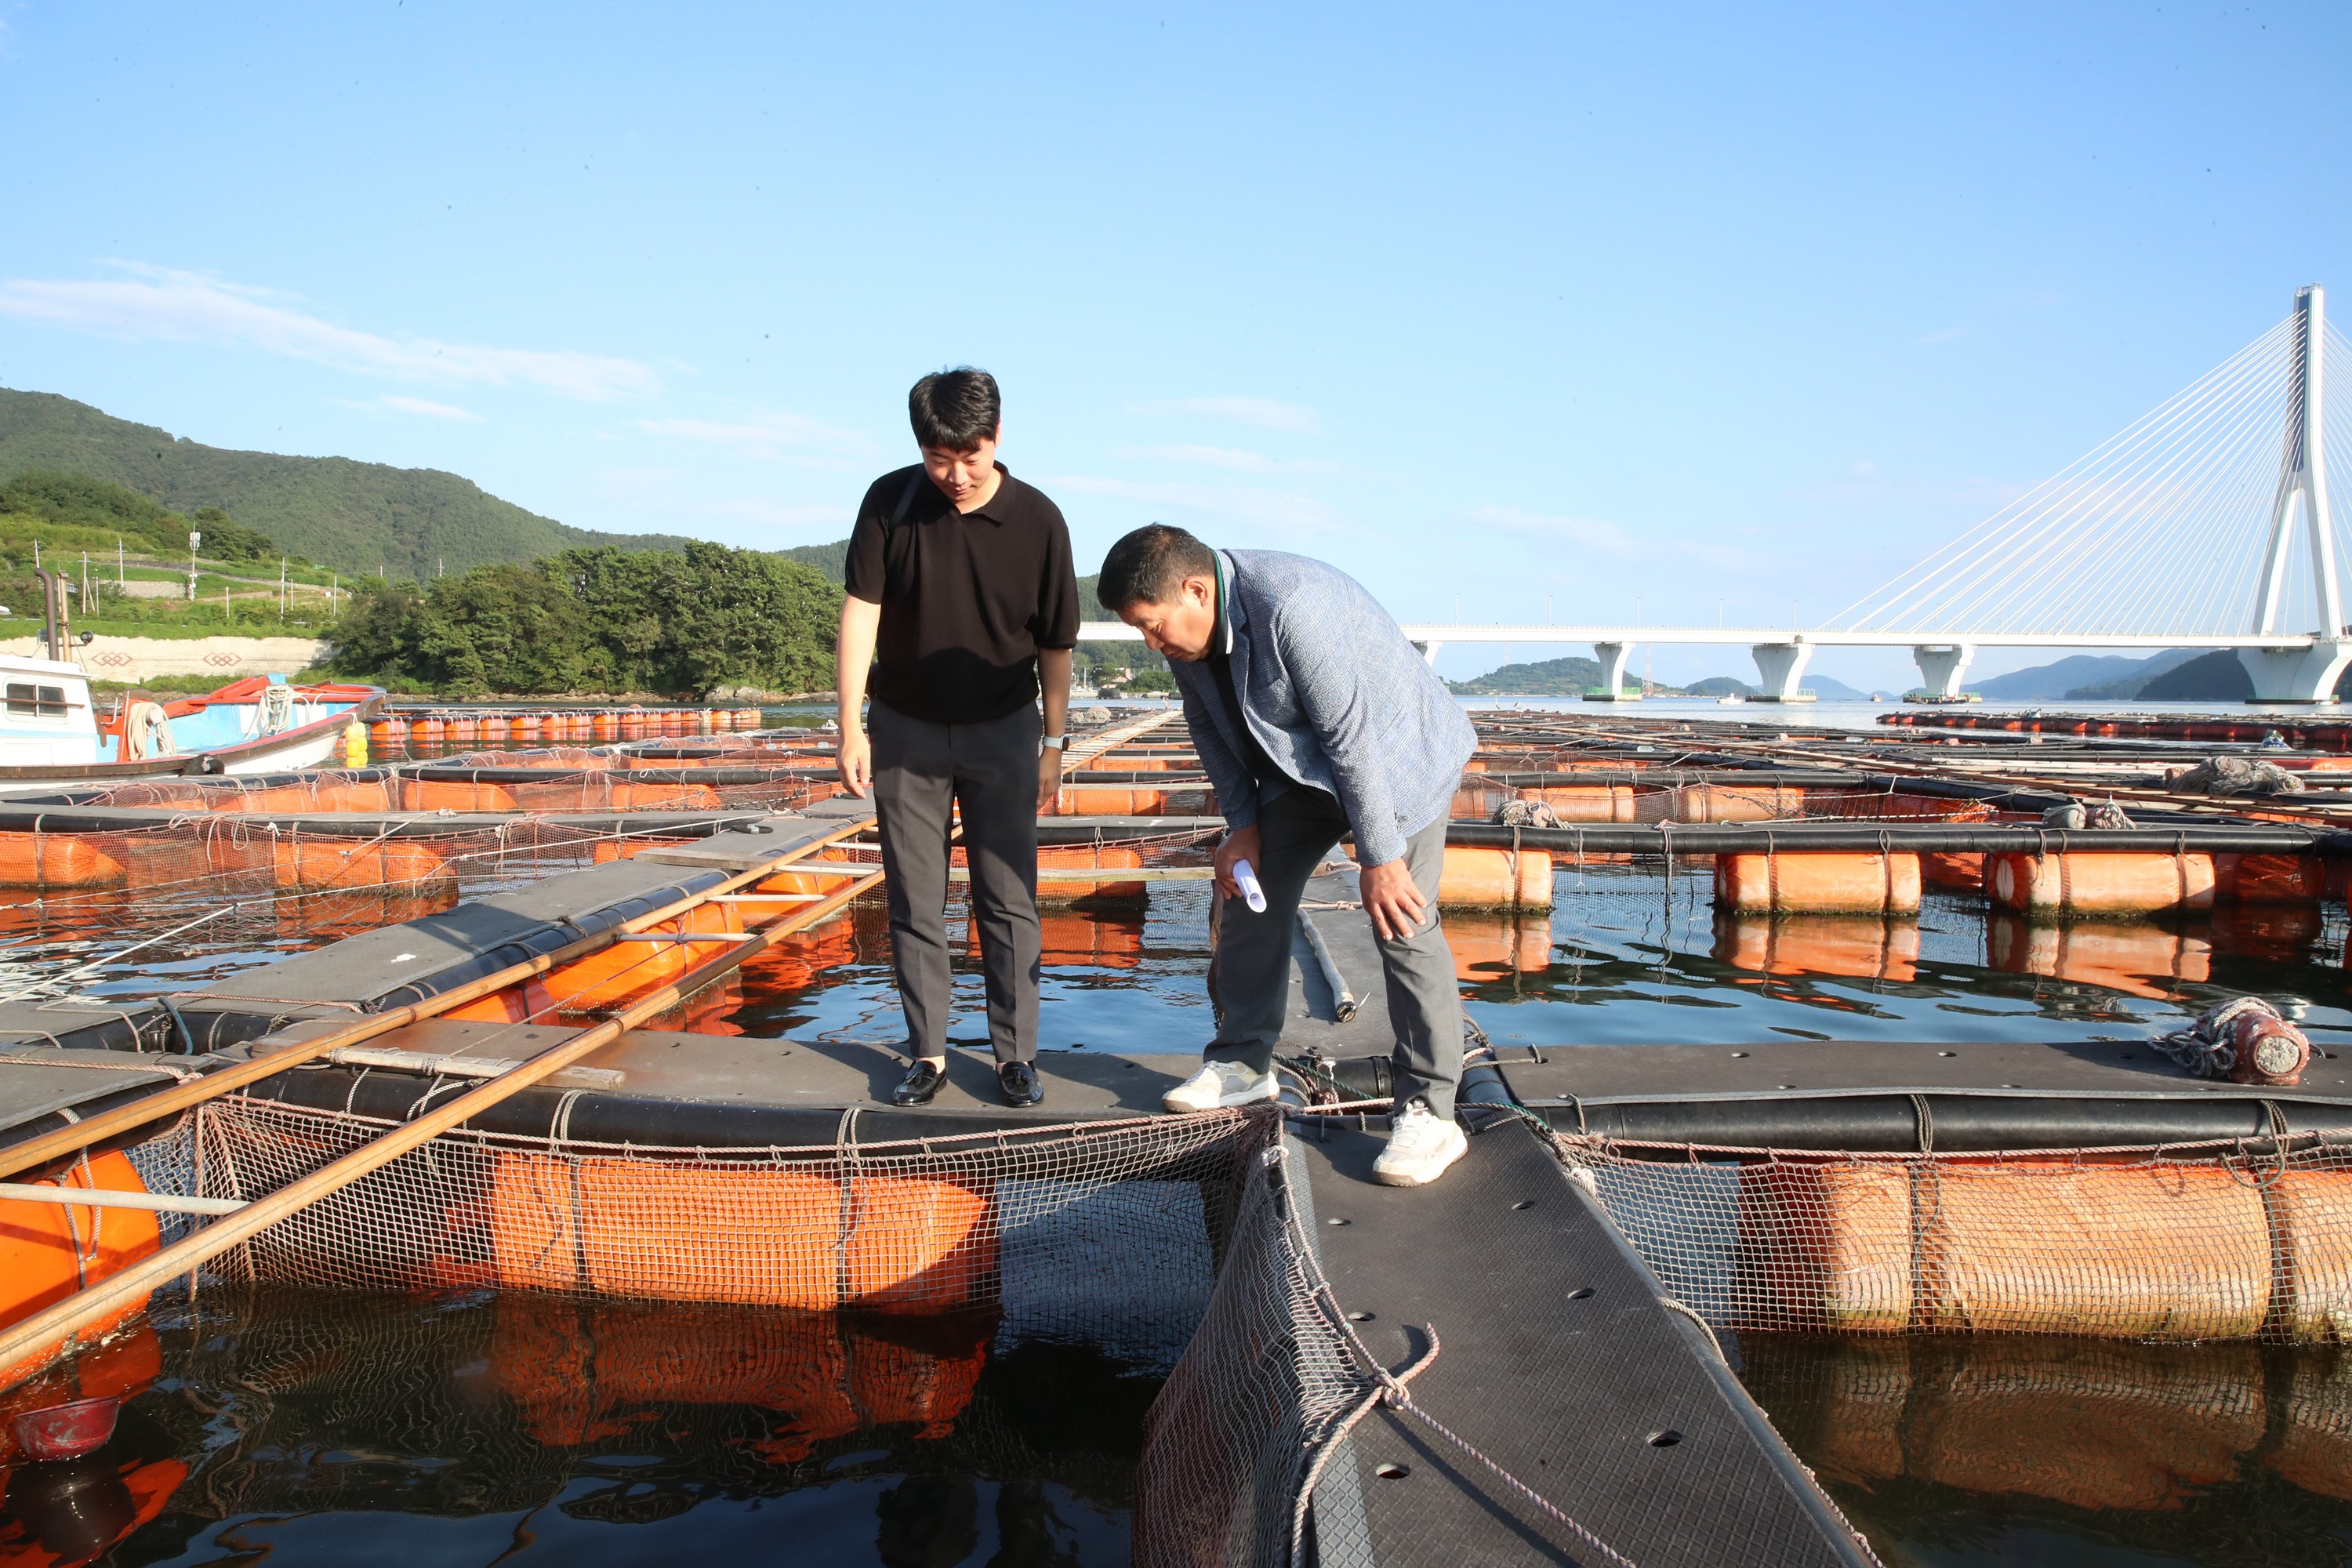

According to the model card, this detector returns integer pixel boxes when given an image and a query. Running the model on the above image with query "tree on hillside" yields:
[0,470,298,565]
[412,565,600,696]
[327,542,840,697]
[330,579,425,676]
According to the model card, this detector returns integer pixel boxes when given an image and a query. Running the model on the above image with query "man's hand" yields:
[1037,748,1063,815]
[837,728,873,798]
[1213,823,1263,902]
[1359,857,1428,942]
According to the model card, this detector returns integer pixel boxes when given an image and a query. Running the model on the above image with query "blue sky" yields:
[2,2,2345,688]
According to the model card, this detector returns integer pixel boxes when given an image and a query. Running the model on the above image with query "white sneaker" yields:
[1373,1099,1468,1187]
[1163,1060,1280,1113]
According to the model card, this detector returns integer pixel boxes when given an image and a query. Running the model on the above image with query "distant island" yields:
[1446,655,1879,700]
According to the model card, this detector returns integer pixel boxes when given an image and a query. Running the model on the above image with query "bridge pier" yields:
[1910,642,1976,700]
[1749,641,1815,702]
[2237,641,2352,704]
[1412,641,1443,667]
[1585,641,1638,700]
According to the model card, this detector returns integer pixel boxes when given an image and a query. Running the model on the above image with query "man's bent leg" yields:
[1205,789,1346,1076]
[869,701,957,1059]
[955,704,1044,1065]
[1377,812,1465,1118]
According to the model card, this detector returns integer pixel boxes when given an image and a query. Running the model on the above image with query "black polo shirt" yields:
[844,462,1080,725]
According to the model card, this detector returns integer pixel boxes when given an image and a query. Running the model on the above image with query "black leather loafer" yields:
[891,1058,949,1107]
[998,1060,1044,1107]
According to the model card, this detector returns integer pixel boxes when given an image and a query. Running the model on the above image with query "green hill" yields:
[1447,655,1690,695]
[0,387,695,581]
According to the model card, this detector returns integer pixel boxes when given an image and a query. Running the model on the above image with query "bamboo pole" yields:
[0,817,872,1184]
[0,864,875,1385]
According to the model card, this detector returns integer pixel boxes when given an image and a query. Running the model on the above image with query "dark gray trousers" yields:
[869,699,1041,1063]
[1207,787,1462,1116]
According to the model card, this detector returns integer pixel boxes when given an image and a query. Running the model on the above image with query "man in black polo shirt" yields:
[836,368,1079,1108]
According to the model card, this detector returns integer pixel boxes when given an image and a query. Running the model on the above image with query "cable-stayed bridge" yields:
[1079,285,2352,703]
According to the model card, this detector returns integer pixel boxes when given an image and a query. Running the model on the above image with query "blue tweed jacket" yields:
[1172,550,1476,866]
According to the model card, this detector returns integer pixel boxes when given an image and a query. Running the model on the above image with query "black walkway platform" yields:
[1296,1117,1872,1566]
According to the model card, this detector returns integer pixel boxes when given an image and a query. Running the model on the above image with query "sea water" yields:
[13,864,2352,1566]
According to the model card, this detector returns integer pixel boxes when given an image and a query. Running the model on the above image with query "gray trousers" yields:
[869,699,1041,1063]
[1207,787,1462,1116]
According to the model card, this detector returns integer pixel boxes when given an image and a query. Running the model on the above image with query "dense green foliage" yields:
[328,542,841,698]
[0,388,695,579]
[0,470,285,561]
[1446,655,1624,695]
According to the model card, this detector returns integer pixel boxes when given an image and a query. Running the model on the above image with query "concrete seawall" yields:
[0,635,331,682]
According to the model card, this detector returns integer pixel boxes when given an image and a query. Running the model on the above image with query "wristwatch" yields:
[1040,735,1066,750]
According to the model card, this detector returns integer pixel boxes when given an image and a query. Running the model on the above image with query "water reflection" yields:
[1740,1334,2352,1566]
[1461,865,2352,1049]
[0,1285,1150,1566]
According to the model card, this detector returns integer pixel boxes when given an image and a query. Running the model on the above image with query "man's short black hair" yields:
[909,368,1001,451]
[1097,524,1217,612]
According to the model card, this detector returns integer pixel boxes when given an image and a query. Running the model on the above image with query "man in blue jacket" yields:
[1097,525,1479,1185]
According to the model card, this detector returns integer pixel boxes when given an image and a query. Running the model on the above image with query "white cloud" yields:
[637,411,874,460]
[1138,396,1322,434]
[0,263,659,401]
[379,394,482,422]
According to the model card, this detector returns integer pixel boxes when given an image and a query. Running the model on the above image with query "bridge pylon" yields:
[1586,641,1638,700]
[2241,285,2352,703]
[1749,639,1814,702]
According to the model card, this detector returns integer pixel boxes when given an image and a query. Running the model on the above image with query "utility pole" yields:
[279,557,287,619]
[187,531,201,602]
[116,537,124,589]
[81,552,89,613]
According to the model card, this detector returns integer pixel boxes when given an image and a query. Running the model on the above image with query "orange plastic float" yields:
[1511,784,1639,822]
[0,834,127,888]
[400,779,519,811]
[1733,1156,2276,1339]
[1055,786,1166,815]
[272,840,452,891]
[1920,1160,2270,1338]
[2213,852,2325,903]
[1030,845,1146,901]
[1988,851,2216,917]
[1434,846,1553,909]
[487,1155,997,1311]
[1920,850,1985,891]
[1640,784,1805,823]
[1737,1161,1911,1330]
[0,1152,164,1388]
[1713,851,1920,915]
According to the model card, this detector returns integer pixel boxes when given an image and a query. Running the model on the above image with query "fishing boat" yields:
[0,570,383,794]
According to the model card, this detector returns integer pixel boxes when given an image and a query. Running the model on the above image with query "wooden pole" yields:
[0,817,872,1184]
[0,864,877,1384]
